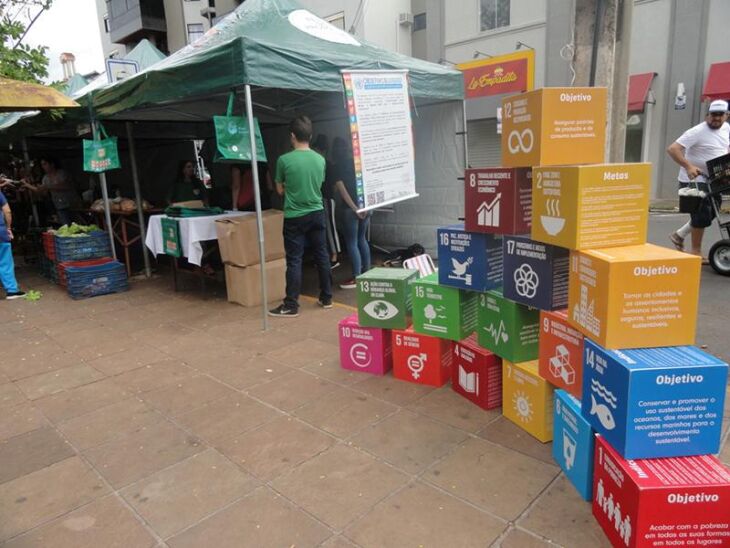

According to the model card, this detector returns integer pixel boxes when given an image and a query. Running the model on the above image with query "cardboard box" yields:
[502,359,554,442]
[503,236,569,310]
[539,309,585,399]
[531,163,651,250]
[412,273,478,341]
[357,267,419,330]
[215,210,285,267]
[224,259,286,307]
[553,390,594,500]
[338,313,392,376]
[392,327,452,387]
[501,87,607,167]
[477,289,539,362]
[582,340,728,459]
[464,168,532,234]
[568,244,701,349]
[437,224,502,293]
[451,334,502,410]
[593,435,730,548]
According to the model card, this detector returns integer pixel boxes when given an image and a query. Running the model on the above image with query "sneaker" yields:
[339,279,357,289]
[318,299,333,309]
[6,291,26,300]
[669,232,684,251]
[268,304,299,317]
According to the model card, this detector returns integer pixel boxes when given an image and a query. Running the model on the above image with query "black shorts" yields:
[679,182,719,228]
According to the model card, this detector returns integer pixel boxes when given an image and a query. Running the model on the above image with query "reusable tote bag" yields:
[213,93,267,164]
[83,124,120,172]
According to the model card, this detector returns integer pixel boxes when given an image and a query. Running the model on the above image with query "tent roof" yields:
[63,74,89,96]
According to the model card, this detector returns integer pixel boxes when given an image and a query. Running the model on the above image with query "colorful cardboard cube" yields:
[553,390,594,500]
[502,236,569,310]
[412,273,478,341]
[477,289,539,362]
[568,244,701,349]
[357,267,418,330]
[593,435,730,548]
[582,340,728,459]
[531,163,651,250]
[502,359,554,442]
[501,87,607,168]
[451,335,502,410]
[464,168,532,234]
[338,313,392,376]
[392,327,452,387]
[539,309,585,399]
[437,224,502,293]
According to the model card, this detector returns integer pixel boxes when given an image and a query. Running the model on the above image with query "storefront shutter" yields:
[467,118,501,168]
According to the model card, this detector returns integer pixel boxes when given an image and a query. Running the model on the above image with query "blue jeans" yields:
[0,242,19,293]
[283,210,332,310]
[342,209,371,278]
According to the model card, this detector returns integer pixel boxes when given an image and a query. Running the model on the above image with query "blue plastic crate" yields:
[54,232,111,262]
[65,261,128,300]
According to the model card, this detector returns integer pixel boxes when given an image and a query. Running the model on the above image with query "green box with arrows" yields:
[412,273,478,341]
[357,267,419,329]
[477,288,539,362]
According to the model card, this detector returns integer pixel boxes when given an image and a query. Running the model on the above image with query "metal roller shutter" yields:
[467,118,501,168]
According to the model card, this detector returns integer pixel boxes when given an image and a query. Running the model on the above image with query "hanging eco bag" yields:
[213,92,267,164]
[83,123,121,172]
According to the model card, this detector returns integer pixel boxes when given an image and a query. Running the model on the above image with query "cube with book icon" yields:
[451,335,502,410]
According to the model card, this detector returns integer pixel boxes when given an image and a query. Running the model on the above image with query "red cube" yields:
[392,327,452,387]
[451,335,502,410]
[464,167,532,234]
[593,436,730,548]
[538,309,585,399]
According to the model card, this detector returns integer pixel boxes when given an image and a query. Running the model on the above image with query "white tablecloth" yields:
[146,211,252,266]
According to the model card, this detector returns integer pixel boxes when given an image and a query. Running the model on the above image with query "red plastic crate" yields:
[42,231,56,261]
[57,257,114,287]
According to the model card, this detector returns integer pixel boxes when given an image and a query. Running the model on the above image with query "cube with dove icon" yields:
[412,273,478,341]
[437,224,502,292]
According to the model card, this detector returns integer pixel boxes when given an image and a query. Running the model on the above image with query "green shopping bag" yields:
[213,93,267,164]
[161,217,182,257]
[82,123,121,173]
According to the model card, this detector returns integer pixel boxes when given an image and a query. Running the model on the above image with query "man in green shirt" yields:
[269,116,332,317]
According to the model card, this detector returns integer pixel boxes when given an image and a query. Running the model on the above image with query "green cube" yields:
[477,288,539,362]
[357,267,419,329]
[412,273,478,341]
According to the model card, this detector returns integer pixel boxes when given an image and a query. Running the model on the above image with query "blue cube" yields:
[502,236,568,310]
[581,340,728,459]
[437,224,502,292]
[553,390,594,500]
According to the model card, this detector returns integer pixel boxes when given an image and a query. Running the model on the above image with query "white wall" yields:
[444,0,546,45]
[704,0,730,68]
[362,0,412,55]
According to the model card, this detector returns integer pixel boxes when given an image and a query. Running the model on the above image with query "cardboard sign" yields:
[412,273,478,341]
[502,359,554,442]
[477,289,539,363]
[568,244,701,349]
[338,313,392,376]
[357,267,419,329]
[582,340,728,459]
[215,210,284,267]
[464,168,532,235]
[539,309,585,399]
[593,435,730,548]
[224,259,286,307]
[503,236,569,311]
[531,163,651,250]
[392,327,452,387]
[553,390,594,500]
[501,87,607,168]
[451,334,502,410]
[437,224,502,293]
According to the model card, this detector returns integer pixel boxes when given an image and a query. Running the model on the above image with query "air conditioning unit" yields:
[398,12,414,26]
[200,7,217,18]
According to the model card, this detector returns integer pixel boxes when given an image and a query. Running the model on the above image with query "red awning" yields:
[702,62,730,101]
[627,72,656,113]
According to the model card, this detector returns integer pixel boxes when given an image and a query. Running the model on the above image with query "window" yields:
[187,23,204,43]
[480,0,510,32]
[208,0,215,7]
[413,12,426,31]
[325,11,345,30]
[103,14,110,33]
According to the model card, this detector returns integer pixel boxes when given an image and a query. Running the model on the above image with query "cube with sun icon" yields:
[502,359,555,442]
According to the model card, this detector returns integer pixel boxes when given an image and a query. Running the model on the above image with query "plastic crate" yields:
[65,261,128,300]
[42,231,56,261]
[54,231,111,262]
[58,257,115,288]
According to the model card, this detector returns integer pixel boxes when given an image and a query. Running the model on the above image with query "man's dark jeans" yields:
[283,209,332,310]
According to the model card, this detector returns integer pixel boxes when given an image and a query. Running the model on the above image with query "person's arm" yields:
[2,203,12,240]
[274,157,285,196]
[231,167,241,210]
[667,142,702,179]
[335,180,366,218]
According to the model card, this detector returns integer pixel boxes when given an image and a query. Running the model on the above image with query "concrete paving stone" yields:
[294,386,398,439]
[140,374,236,417]
[0,403,48,442]
[518,475,611,547]
[237,327,311,355]
[319,534,359,548]
[408,385,501,433]
[35,378,132,423]
[345,481,506,548]
[129,322,196,347]
[83,420,205,489]
[218,416,335,481]
[266,338,341,369]
[176,345,240,370]
[351,374,434,407]
[424,437,559,521]
[75,339,135,363]
[56,398,164,451]
[0,456,109,542]
[120,448,258,539]
[52,327,117,354]
[41,317,100,338]
[156,333,219,361]
[498,528,554,547]
[301,357,366,386]
[1,346,80,382]
[87,344,169,376]
[15,364,106,401]
[246,370,338,412]
[271,444,408,530]
[203,318,268,343]
[0,382,26,408]
[111,359,195,393]
[166,487,331,548]
[350,410,468,475]
[0,427,75,484]
[477,416,556,465]
[1,495,157,548]
[194,354,294,390]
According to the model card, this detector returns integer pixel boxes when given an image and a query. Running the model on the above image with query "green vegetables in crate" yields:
[55,223,101,237]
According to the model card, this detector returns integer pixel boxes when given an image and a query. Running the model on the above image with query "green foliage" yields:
[55,223,101,237]
[0,1,53,83]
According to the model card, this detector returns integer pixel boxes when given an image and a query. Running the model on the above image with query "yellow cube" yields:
[531,163,651,250]
[568,244,701,349]
[501,87,607,168]
[502,359,554,443]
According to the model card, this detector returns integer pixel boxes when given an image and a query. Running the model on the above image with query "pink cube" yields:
[338,313,392,375]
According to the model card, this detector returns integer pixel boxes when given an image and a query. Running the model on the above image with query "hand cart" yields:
[705,153,730,276]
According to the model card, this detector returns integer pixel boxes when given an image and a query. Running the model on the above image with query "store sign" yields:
[457,50,534,99]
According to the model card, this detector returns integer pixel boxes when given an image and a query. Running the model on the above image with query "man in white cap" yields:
[668,99,729,260]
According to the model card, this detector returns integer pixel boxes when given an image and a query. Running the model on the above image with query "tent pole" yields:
[125,122,151,278]
[91,120,117,261]
[20,137,40,227]
[461,100,469,170]
[244,84,269,332]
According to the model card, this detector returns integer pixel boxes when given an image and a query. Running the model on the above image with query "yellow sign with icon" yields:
[502,359,554,442]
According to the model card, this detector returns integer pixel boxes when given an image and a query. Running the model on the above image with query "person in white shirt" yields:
[667,99,729,259]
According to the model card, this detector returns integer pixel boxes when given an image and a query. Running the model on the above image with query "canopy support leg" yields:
[21,137,39,227]
[126,122,151,278]
[91,120,117,261]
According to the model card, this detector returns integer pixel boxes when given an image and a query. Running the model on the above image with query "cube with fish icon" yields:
[502,359,554,442]
[477,289,539,363]
[464,167,532,234]
[412,273,478,341]
[338,314,392,376]
[552,390,594,500]
[357,267,419,330]
[392,327,452,387]
[437,224,502,292]
[451,334,502,410]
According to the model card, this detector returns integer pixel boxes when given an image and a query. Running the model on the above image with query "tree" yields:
[0,1,53,83]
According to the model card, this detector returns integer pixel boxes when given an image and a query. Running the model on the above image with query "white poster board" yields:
[106,59,140,83]
[342,69,417,212]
